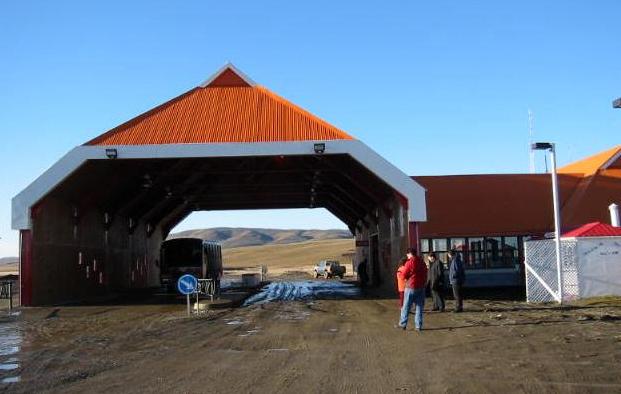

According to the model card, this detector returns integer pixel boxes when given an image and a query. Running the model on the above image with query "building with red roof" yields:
[562,222,621,238]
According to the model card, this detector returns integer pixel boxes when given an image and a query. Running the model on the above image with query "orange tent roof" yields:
[557,146,621,227]
[559,145,621,175]
[85,64,354,146]
[561,169,621,227]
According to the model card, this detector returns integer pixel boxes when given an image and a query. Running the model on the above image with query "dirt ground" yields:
[2,273,621,393]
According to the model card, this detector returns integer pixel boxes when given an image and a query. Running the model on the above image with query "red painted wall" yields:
[408,222,420,253]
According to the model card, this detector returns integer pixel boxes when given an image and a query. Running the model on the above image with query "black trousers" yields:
[431,287,445,311]
[452,283,464,311]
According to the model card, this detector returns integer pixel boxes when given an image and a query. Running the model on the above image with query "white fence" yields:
[525,237,621,302]
[524,239,579,303]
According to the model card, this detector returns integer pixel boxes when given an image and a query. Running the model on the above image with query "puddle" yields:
[0,323,21,357]
[0,317,22,384]
[238,329,261,337]
[243,281,360,306]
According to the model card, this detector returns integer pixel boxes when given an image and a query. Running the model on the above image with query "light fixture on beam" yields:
[531,142,554,151]
[313,143,326,154]
[105,148,118,159]
[142,174,153,189]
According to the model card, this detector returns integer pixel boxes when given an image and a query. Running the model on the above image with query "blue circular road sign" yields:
[177,274,198,295]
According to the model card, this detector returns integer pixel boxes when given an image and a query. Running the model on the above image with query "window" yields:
[485,237,502,268]
[432,239,447,252]
[467,237,485,268]
[421,235,526,270]
[502,237,520,268]
[430,238,448,267]
[450,238,466,252]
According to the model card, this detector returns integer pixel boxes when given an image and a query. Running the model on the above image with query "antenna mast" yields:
[528,109,535,173]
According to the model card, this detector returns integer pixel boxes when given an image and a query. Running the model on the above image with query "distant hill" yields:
[168,228,353,249]
[0,257,18,265]
[223,238,355,270]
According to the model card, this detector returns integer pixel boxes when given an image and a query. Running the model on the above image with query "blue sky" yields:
[1,1,620,256]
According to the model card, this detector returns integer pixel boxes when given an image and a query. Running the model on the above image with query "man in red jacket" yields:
[396,247,428,331]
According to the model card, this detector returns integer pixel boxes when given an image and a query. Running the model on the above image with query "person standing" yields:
[427,252,445,312]
[396,248,428,331]
[448,250,466,313]
[396,258,407,307]
[357,258,369,288]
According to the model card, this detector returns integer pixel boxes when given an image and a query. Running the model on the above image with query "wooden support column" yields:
[19,229,33,306]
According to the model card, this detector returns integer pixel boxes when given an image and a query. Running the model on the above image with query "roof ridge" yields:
[84,69,355,146]
[199,63,256,88]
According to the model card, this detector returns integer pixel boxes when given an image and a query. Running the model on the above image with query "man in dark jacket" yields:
[448,250,466,312]
[427,252,445,312]
[396,248,428,331]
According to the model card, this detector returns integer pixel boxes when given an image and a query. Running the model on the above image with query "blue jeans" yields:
[399,287,425,329]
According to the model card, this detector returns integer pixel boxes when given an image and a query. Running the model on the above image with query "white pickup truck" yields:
[313,260,346,279]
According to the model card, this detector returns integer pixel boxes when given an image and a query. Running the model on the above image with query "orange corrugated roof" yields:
[559,145,621,175]
[85,66,354,146]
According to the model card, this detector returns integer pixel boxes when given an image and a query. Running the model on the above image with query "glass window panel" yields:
[502,237,519,268]
[432,239,447,252]
[450,238,466,252]
[420,239,430,253]
[467,237,484,269]
[485,237,502,268]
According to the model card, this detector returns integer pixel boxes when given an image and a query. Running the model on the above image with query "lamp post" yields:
[531,142,563,303]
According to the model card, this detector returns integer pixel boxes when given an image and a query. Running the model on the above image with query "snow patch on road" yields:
[243,280,360,306]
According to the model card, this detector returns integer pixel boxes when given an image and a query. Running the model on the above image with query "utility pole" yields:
[528,110,535,173]
[531,142,563,303]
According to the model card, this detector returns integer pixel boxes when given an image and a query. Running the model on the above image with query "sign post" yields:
[177,274,198,316]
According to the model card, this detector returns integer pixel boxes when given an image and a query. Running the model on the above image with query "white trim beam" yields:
[12,140,426,229]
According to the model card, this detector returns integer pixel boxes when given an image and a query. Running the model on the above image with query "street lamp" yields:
[531,142,563,303]
[613,97,621,108]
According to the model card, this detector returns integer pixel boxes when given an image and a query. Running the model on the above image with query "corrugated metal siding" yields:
[86,86,354,145]
[412,173,583,237]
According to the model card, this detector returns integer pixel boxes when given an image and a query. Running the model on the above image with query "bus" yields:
[160,238,223,292]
